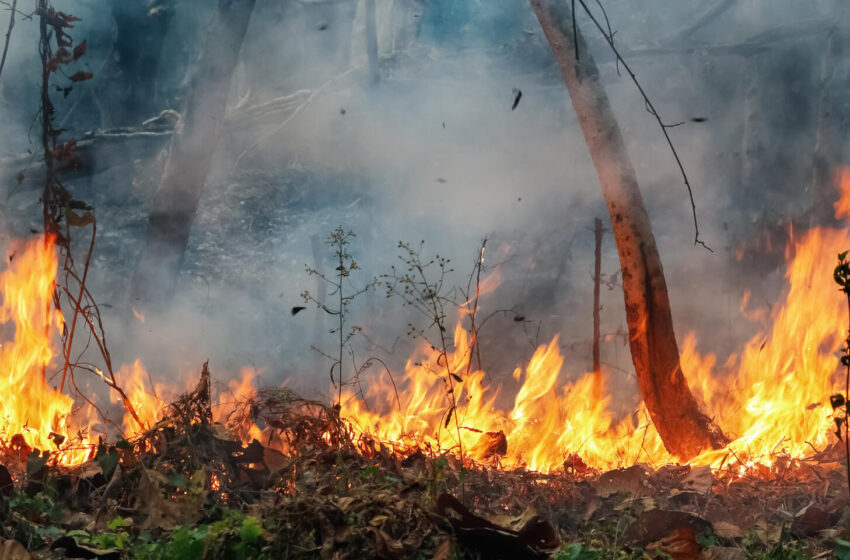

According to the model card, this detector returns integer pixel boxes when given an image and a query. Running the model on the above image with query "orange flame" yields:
[0,237,90,464]
[4,168,850,474]
[340,173,850,473]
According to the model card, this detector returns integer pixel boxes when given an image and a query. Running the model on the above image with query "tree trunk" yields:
[130,0,256,305]
[528,0,727,460]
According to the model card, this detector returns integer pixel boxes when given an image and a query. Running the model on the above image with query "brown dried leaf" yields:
[336,496,357,512]
[596,464,652,497]
[72,40,86,61]
[369,527,404,560]
[0,539,31,560]
[69,71,94,82]
[791,503,833,537]
[698,547,747,560]
[646,527,701,560]
[431,538,454,560]
[66,209,94,227]
[681,465,713,494]
[712,521,744,540]
[625,509,713,546]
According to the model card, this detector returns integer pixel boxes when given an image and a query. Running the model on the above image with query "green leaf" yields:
[556,542,602,560]
[107,516,130,531]
[97,449,119,479]
[238,516,262,544]
[835,537,850,560]
[27,449,49,477]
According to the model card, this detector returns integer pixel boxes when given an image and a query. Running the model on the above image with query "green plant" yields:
[556,542,603,560]
[381,240,464,457]
[302,227,373,411]
[835,537,850,560]
[833,250,850,502]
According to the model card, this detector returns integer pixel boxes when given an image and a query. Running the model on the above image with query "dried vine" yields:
[36,0,144,433]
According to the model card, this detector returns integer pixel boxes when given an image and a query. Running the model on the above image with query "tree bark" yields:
[528,0,727,460]
[130,0,256,305]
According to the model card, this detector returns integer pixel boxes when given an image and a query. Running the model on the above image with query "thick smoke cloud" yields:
[0,0,845,416]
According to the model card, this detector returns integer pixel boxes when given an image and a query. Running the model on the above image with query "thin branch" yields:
[577,0,712,251]
[0,0,17,83]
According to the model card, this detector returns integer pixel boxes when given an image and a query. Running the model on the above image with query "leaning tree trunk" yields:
[528,0,727,460]
[130,0,256,305]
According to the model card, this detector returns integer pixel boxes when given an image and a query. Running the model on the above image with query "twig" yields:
[0,0,17,84]
[60,217,96,393]
[576,0,711,251]
[463,238,487,377]
[235,65,361,168]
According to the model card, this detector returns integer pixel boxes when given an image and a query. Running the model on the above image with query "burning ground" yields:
[2,176,850,558]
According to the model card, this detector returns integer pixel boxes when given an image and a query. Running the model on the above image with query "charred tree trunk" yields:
[528,0,727,459]
[130,0,256,304]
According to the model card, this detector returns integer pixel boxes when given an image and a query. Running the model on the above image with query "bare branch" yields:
[0,0,17,83]
[577,0,711,251]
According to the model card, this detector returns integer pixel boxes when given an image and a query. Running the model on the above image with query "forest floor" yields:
[1,372,848,560]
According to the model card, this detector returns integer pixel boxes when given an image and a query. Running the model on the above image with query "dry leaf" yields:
[369,515,389,527]
[430,538,454,560]
[0,539,30,560]
[699,547,747,560]
[646,527,701,560]
[712,521,744,540]
[596,464,652,497]
[369,527,404,560]
[336,496,357,511]
[69,71,94,82]
[681,465,713,494]
[625,509,713,546]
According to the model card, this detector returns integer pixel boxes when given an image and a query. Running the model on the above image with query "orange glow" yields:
[340,175,850,473]
[4,169,850,474]
[0,237,91,464]
[834,166,850,219]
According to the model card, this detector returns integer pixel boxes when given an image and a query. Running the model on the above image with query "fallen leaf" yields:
[712,521,744,540]
[699,547,747,560]
[0,539,31,560]
[369,527,404,560]
[431,538,454,560]
[625,509,713,546]
[646,527,701,560]
[370,514,389,527]
[596,464,652,497]
[336,496,357,511]
[791,503,833,537]
[681,465,713,494]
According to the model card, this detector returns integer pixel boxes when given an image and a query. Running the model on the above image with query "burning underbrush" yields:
[5,179,850,556]
[0,360,847,559]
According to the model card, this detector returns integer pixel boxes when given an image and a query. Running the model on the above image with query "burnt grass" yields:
[0,372,848,560]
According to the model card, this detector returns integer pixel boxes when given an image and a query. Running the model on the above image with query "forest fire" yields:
[339,178,850,474]
[1,180,850,475]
